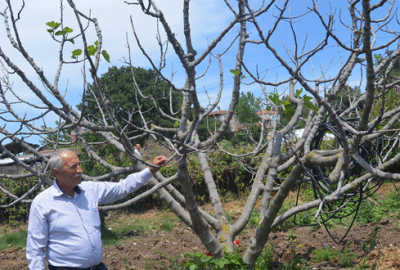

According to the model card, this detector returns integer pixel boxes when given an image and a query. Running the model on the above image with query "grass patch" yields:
[0,230,27,252]
[102,217,151,246]
[159,214,177,232]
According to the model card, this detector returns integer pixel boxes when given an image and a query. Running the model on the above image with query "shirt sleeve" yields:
[26,200,48,270]
[95,168,153,205]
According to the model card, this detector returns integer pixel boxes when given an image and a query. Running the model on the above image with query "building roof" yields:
[209,110,229,116]
[0,141,39,158]
[256,110,274,115]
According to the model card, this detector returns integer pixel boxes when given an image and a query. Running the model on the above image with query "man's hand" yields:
[149,155,168,174]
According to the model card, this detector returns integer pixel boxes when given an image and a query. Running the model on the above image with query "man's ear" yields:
[54,169,59,177]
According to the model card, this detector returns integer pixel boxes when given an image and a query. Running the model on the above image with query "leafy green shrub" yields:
[0,176,42,225]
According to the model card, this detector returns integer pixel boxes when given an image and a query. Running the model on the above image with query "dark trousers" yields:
[48,262,107,270]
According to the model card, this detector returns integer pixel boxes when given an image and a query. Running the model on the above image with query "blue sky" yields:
[0,0,398,145]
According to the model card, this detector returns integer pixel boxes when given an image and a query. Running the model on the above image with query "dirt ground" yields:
[1,210,400,270]
[2,184,400,270]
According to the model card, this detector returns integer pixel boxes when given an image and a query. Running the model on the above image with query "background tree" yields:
[1,0,400,268]
[80,66,182,143]
[236,91,261,123]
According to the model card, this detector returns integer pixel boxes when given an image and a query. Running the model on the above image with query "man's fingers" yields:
[153,155,167,166]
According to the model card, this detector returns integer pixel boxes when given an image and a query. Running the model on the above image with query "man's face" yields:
[54,152,83,189]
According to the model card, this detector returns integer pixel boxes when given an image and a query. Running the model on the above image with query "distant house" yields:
[0,141,82,175]
[208,107,277,135]
[256,110,275,128]
[0,141,46,175]
[208,107,239,132]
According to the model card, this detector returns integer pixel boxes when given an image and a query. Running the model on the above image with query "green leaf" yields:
[173,121,180,128]
[71,49,82,59]
[295,88,303,97]
[284,106,294,118]
[55,30,66,36]
[45,21,60,29]
[102,50,110,63]
[67,39,75,44]
[189,264,198,270]
[230,69,241,76]
[64,27,73,33]
[213,258,229,268]
[266,105,271,111]
[304,99,318,112]
[280,99,291,106]
[268,93,279,104]
[47,29,54,33]
[241,74,246,79]
[94,40,99,46]
[87,45,96,56]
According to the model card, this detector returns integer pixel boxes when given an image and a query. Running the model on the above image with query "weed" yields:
[225,211,235,223]
[355,257,377,269]
[156,251,182,269]
[249,209,261,227]
[313,245,340,262]
[287,230,298,242]
[339,241,356,268]
[184,250,250,270]
[281,243,310,270]
[254,242,275,270]
[362,226,381,254]
[123,257,129,270]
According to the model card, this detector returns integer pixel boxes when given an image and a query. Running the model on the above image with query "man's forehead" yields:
[61,152,79,163]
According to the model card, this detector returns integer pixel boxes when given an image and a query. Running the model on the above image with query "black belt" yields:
[48,262,104,270]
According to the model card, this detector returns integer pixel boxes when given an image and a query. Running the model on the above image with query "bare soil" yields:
[1,183,400,270]
[1,210,400,270]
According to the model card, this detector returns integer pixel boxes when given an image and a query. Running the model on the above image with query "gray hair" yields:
[48,149,77,177]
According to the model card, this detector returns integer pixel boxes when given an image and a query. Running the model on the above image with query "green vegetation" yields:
[312,245,340,262]
[0,230,27,252]
[361,226,381,254]
[311,243,357,268]
[183,250,250,270]
[101,216,152,246]
[339,242,357,268]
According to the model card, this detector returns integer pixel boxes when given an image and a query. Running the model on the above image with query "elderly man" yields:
[134,143,142,157]
[26,149,167,270]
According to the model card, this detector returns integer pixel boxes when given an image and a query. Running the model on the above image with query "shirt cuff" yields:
[139,167,153,182]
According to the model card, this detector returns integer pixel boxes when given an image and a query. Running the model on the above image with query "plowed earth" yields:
[1,211,400,270]
[2,182,400,270]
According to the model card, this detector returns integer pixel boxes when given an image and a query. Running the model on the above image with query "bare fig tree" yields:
[1,0,400,267]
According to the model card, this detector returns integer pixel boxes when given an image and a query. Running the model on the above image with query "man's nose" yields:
[77,164,83,173]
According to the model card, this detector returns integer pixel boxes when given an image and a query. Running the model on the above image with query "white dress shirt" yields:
[134,148,142,157]
[26,168,153,270]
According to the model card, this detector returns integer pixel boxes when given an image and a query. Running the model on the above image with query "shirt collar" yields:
[51,181,83,197]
